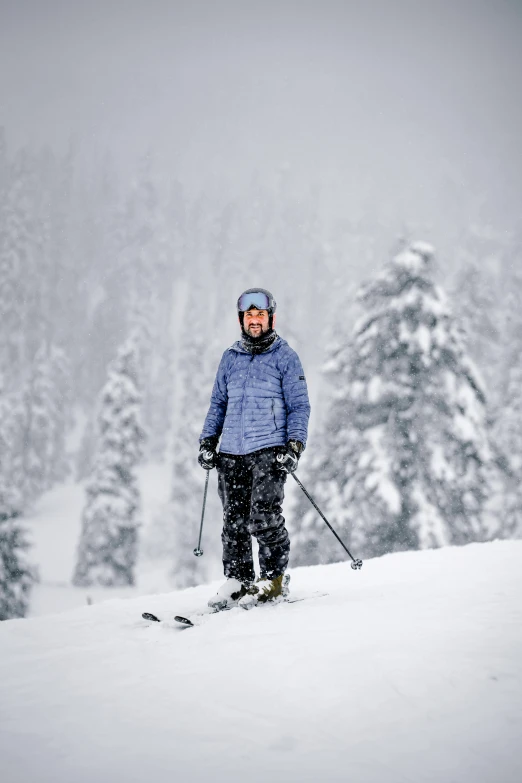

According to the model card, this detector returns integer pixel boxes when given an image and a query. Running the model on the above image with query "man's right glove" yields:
[198,437,219,470]
[277,440,304,474]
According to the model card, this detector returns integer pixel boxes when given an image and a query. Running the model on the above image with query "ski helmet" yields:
[237,288,277,329]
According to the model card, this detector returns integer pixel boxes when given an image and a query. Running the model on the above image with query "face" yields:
[242,308,274,337]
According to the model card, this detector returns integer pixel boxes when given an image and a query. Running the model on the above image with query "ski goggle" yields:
[237,291,273,312]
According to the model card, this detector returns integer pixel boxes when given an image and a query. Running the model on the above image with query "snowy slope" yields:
[1,541,521,783]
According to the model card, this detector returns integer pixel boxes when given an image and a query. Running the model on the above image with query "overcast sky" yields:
[1,0,521,244]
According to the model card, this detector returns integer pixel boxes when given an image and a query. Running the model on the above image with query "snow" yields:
[454,412,478,442]
[24,481,84,584]
[409,240,435,259]
[411,485,450,548]
[430,443,454,481]
[364,426,402,515]
[3,540,520,783]
[416,323,432,354]
[396,320,433,357]
[22,465,181,618]
[367,375,382,402]
[394,249,426,273]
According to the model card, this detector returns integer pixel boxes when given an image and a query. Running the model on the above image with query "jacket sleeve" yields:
[200,351,229,443]
[281,348,311,448]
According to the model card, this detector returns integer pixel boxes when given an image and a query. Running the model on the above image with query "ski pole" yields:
[284,466,363,570]
[193,469,210,557]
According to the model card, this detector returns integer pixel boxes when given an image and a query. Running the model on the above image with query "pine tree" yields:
[0,512,38,621]
[76,414,98,482]
[452,257,500,405]
[73,334,145,586]
[42,141,78,355]
[292,242,493,564]
[0,126,7,199]
[0,378,37,620]
[0,376,26,508]
[487,236,522,537]
[22,344,71,500]
[0,149,35,383]
[499,246,522,399]
[494,351,522,538]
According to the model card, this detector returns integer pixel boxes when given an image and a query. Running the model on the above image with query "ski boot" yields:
[238,573,290,610]
[207,578,249,611]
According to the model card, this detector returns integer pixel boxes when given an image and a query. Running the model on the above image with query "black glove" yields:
[277,440,304,474]
[198,437,219,470]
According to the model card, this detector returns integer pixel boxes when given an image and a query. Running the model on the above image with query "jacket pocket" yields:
[272,398,285,432]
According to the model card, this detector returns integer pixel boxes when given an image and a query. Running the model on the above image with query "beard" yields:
[244,324,269,341]
[240,322,277,355]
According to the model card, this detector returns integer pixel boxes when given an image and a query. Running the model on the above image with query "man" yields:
[199,288,310,609]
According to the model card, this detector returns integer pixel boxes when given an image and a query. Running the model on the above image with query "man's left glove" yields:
[277,440,304,474]
[198,437,219,470]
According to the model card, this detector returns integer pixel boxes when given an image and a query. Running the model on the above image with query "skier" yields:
[198,288,310,609]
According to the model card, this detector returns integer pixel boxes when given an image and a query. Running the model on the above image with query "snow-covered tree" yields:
[292,242,493,564]
[0,127,7,199]
[76,415,98,482]
[0,376,26,505]
[42,141,78,354]
[0,149,35,383]
[494,351,522,538]
[0,512,38,621]
[22,344,71,500]
[499,248,522,395]
[0,383,24,502]
[0,378,37,620]
[73,333,145,586]
[452,257,500,405]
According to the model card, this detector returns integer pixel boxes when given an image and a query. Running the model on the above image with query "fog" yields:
[2,0,521,246]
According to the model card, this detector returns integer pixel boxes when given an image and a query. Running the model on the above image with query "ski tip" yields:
[142,612,160,622]
[174,615,194,627]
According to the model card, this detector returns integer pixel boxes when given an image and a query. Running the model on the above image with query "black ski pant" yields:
[217,447,289,583]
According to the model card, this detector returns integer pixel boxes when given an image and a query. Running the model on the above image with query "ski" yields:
[142,612,161,623]
[174,614,196,626]
[172,592,328,628]
[142,591,328,628]
[141,606,226,625]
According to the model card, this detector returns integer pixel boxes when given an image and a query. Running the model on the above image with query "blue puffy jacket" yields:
[200,336,310,455]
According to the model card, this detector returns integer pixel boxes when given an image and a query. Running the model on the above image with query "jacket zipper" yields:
[240,354,256,450]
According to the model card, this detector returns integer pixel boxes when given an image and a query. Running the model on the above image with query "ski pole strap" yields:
[290,473,362,569]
